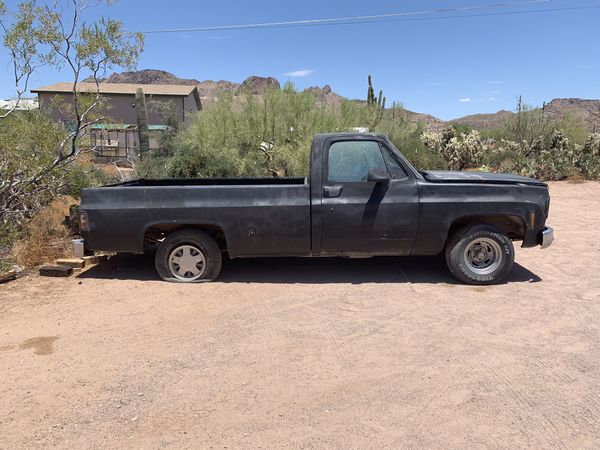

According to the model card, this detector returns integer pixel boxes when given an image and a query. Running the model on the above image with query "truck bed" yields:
[107,177,308,187]
[81,181,311,257]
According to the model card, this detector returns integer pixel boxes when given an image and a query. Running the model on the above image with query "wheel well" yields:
[447,215,525,242]
[143,224,228,252]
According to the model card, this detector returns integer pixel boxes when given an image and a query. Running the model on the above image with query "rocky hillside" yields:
[451,110,514,130]
[92,70,599,132]
[453,99,600,132]
[92,69,200,85]
[544,98,600,131]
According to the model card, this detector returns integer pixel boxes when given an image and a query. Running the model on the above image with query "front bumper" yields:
[541,226,554,249]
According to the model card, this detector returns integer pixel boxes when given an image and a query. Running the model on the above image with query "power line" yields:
[306,5,600,29]
[140,0,597,34]
[141,0,550,33]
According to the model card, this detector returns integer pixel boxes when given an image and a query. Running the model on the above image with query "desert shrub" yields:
[571,133,600,179]
[135,90,600,182]
[0,112,101,225]
[166,87,316,178]
[535,129,572,180]
[475,129,600,180]
[10,196,76,268]
[421,126,484,170]
[137,83,439,179]
[448,122,473,135]
[135,155,171,179]
[498,98,554,146]
[0,222,20,272]
[482,140,529,175]
[0,112,107,271]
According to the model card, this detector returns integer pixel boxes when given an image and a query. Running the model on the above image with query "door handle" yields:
[323,185,343,198]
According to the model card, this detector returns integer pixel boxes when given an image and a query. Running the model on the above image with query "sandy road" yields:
[1,181,599,449]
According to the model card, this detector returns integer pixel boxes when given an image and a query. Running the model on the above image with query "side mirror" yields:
[367,168,389,183]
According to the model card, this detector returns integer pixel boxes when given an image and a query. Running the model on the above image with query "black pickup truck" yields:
[79,132,553,285]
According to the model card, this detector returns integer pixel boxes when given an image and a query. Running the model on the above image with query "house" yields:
[32,82,201,125]
[31,82,202,159]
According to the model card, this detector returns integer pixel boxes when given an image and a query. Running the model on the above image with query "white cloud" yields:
[283,69,316,77]
[459,98,472,103]
[487,96,497,101]
[489,80,503,85]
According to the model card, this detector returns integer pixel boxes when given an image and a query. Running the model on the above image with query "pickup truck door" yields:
[319,138,419,255]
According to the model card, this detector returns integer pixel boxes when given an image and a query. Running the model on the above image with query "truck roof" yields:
[313,132,388,141]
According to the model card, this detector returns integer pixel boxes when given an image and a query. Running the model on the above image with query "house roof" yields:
[32,82,198,97]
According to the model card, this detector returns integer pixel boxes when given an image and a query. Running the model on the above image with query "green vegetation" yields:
[137,87,600,182]
[1,0,142,271]
[421,126,484,171]
[0,111,108,268]
[422,101,600,180]
[136,81,445,179]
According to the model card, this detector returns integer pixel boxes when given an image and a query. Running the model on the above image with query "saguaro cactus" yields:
[135,87,150,159]
[366,75,386,128]
[366,75,386,109]
[367,75,376,106]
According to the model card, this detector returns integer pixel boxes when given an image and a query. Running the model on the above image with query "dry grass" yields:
[567,173,587,184]
[11,196,78,268]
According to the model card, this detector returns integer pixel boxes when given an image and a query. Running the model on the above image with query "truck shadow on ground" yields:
[78,253,542,285]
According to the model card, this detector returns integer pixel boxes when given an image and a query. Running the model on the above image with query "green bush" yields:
[0,111,108,270]
[421,126,484,170]
[572,133,600,179]
[136,89,600,182]
[137,83,442,179]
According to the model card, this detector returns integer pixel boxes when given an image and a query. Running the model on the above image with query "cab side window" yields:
[328,141,387,183]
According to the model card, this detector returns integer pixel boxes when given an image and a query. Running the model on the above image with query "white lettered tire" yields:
[445,224,514,285]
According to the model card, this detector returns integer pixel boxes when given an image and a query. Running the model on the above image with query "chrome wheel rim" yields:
[463,238,503,275]
[168,245,206,281]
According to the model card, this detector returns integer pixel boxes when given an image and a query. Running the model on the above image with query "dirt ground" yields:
[1,181,599,449]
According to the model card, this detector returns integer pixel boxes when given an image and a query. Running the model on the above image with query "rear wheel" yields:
[445,224,514,285]
[155,229,222,282]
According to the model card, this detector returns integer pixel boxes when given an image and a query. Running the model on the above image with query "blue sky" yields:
[1,0,599,119]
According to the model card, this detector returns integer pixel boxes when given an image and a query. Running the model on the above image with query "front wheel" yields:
[155,229,222,282]
[445,225,514,285]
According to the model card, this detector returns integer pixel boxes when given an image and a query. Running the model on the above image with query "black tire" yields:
[445,224,514,285]
[155,229,222,282]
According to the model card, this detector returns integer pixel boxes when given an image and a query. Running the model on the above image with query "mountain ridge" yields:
[89,69,600,132]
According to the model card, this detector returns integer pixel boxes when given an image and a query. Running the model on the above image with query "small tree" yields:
[0,0,143,228]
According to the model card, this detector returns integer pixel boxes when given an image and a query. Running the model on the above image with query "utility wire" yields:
[299,5,600,29]
[140,0,597,34]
